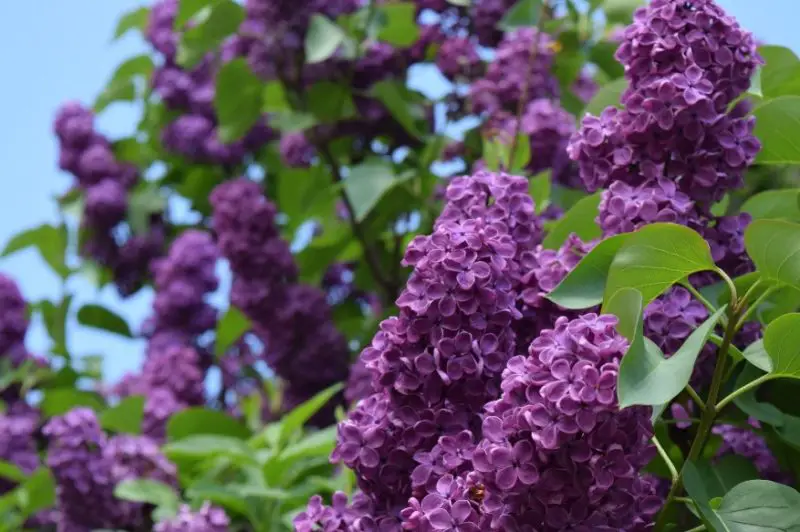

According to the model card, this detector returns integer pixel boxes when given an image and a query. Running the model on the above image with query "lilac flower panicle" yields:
[154,502,230,532]
[437,37,482,81]
[0,412,39,494]
[0,274,29,356]
[520,99,579,187]
[714,420,794,484]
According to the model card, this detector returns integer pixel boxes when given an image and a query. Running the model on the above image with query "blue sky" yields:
[0,0,795,384]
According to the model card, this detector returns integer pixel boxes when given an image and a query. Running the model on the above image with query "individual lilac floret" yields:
[0,274,29,357]
[154,502,230,532]
[279,132,316,168]
[598,179,698,236]
[437,36,482,80]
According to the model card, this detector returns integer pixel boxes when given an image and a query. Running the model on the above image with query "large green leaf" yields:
[38,297,71,357]
[162,435,256,463]
[744,220,800,290]
[583,77,626,117]
[215,307,251,357]
[215,59,263,142]
[753,96,800,165]
[306,82,355,123]
[684,461,729,531]
[114,6,149,39]
[2,224,69,279]
[763,313,800,379]
[716,480,800,531]
[528,171,551,213]
[692,456,761,500]
[275,383,344,447]
[603,287,642,344]
[76,304,132,338]
[603,223,716,309]
[100,396,145,435]
[305,14,346,63]
[128,184,166,235]
[166,407,251,441]
[499,0,544,30]
[741,189,800,222]
[115,479,180,515]
[343,159,410,222]
[546,233,628,309]
[377,3,420,46]
[617,305,727,408]
[18,468,56,518]
[759,45,800,99]
[177,0,244,68]
[40,389,106,418]
[370,80,424,138]
[542,192,602,249]
[742,339,773,373]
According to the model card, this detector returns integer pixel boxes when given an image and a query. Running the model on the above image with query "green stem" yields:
[716,373,773,412]
[674,497,694,505]
[653,435,679,482]
[735,286,777,330]
[716,267,738,309]
[684,526,706,532]
[738,279,763,309]
[654,291,740,532]
[684,385,706,412]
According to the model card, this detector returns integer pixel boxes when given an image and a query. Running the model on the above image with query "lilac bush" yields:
[2,0,799,530]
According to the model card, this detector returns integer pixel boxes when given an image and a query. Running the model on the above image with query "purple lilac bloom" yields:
[279,132,316,168]
[520,98,580,187]
[568,0,762,207]
[294,492,366,531]
[0,274,28,357]
[437,37,482,81]
[0,411,39,494]
[154,502,230,532]
[598,179,699,237]
[713,420,794,484]
[211,179,350,420]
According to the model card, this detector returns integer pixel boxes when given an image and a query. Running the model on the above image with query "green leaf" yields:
[734,363,787,427]
[684,461,729,532]
[603,223,716,309]
[716,480,800,531]
[745,219,800,290]
[0,461,26,483]
[278,425,338,463]
[95,55,154,113]
[603,0,645,24]
[175,0,210,28]
[603,287,643,343]
[510,134,531,172]
[546,233,628,309]
[589,41,623,80]
[763,313,800,379]
[128,184,166,235]
[162,435,256,463]
[40,389,106,418]
[215,307,251,357]
[742,339,773,373]
[370,80,423,138]
[741,189,800,222]
[276,383,343,447]
[693,456,760,500]
[759,45,800,99]
[114,6,149,39]
[499,0,544,31]
[271,111,318,132]
[115,479,180,513]
[377,3,420,47]
[166,407,251,441]
[263,81,290,113]
[344,158,410,222]
[76,304,132,338]
[177,0,244,68]
[583,77,627,117]
[482,137,504,171]
[617,305,727,408]
[2,224,69,279]
[542,192,602,249]
[38,297,71,357]
[215,59,263,143]
[100,396,145,434]
[748,66,763,98]
[18,468,55,517]
[753,96,800,165]
[305,14,346,63]
[94,79,137,113]
[306,82,355,122]
[528,171,551,213]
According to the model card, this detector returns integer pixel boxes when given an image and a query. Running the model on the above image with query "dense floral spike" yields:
[713,420,794,484]
[53,103,163,296]
[520,98,580,187]
[470,29,558,116]
[0,410,39,495]
[154,502,230,532]
[44,408,128,529]
[466,314,660,530]
[568,0,762,206]
[0,274,28,357]
[211,178,349,416]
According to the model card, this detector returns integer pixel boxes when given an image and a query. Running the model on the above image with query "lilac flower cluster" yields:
[147,0,272,165]
[44,408,179,530]
[54,103,164,296]
[211,178,350,419]
[114,230,219,439]
[154,502,230,532]
[0,410,39,495]
[568,0,762,208]
[713,420,794,484]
